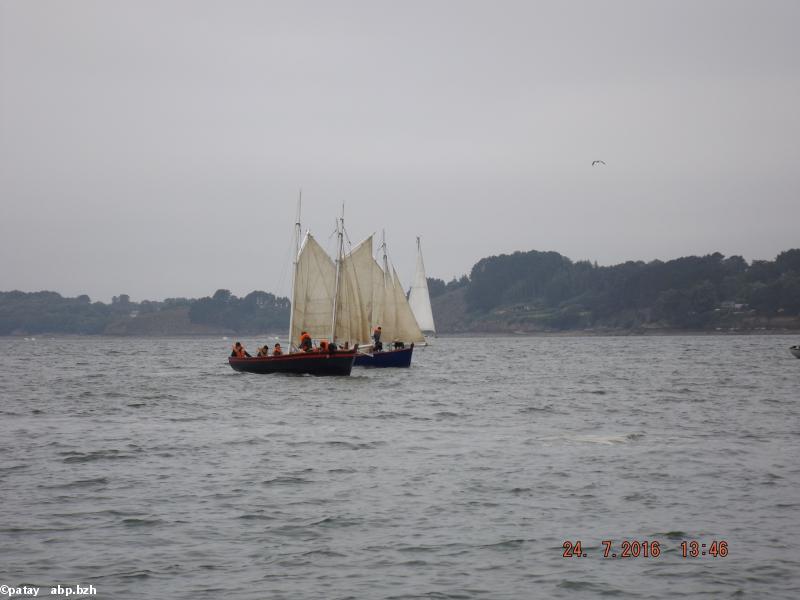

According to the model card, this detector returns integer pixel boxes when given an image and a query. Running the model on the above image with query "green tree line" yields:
[456,248,800,329]
[2,248,799,334]
[0,289,290,335]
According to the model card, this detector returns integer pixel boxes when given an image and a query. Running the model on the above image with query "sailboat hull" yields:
[229,350,356,376]
[354,345,414,368]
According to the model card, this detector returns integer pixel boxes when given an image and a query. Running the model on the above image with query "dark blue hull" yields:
[354,345,414,368]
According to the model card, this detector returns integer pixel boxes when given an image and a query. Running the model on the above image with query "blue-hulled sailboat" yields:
[351,232,428,368]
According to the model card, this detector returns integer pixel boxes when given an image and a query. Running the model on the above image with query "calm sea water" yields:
[1,335,799,599]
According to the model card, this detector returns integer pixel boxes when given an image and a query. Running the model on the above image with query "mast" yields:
[287,190,301,351]
[330,204,345,342]
[379,229,395,342]
[381,229,390,288]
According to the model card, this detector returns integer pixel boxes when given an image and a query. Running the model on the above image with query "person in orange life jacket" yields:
[272,343,283,356]
[319,340,329,352]
[231,342,250,358]
[299,331,312,352]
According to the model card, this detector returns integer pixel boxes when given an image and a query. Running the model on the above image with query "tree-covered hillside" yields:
[430,248,800,332]
[2,249,799,335]
[0,289,289,335]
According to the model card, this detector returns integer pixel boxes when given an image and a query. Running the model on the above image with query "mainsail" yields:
[337,235,373,346]
[290,233,336,345]
[372,257,395,340]
[408,236,436,334]
[290,230,382,348]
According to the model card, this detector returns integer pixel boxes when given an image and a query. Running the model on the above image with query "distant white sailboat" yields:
[408,236,436,336]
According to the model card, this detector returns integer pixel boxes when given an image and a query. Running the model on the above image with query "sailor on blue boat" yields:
[372,326,383,351]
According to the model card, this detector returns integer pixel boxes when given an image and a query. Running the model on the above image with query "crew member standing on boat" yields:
[372,326,383,351]
[299,331,313,352]
[231,342,250,358]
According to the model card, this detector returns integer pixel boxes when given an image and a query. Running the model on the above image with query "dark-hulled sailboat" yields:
[228,202,359,376]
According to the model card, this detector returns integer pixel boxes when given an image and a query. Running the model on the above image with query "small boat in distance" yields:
[791,345,800,359]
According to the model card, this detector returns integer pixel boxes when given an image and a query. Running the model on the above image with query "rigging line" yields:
[325,224,339,260]
[342,223,353,250]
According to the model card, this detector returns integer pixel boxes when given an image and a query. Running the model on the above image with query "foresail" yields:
[391,267,426,344]
[291,234,336,344]
[408,240,436,333]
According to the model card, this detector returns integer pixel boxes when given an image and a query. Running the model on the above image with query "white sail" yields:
[338,235,374,346]
[390,266,426,344]
[408,237,436,333]
[290,233,336,345]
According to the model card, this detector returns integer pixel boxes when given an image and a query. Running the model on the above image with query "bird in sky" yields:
[592,160,606,166]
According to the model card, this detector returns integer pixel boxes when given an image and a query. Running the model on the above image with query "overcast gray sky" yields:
[1,0,798,302]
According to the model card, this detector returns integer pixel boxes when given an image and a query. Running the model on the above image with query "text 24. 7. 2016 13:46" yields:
[562,540,729,559]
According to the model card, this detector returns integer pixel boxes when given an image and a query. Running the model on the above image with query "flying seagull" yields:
[592,160,606,166]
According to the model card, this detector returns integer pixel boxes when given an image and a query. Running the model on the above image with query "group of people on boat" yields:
[231,332,356,360]
[231,341,282,359]
[258,343,282,357]
[299,331,353,353]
